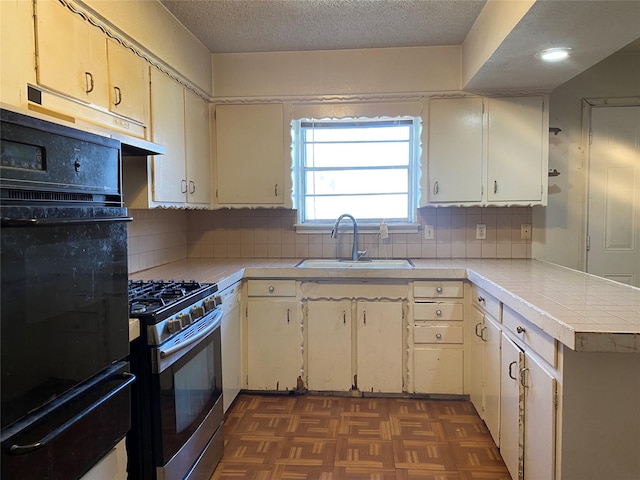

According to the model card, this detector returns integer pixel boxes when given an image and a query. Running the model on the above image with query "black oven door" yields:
[0,205,131,430]
[152,311,223,479]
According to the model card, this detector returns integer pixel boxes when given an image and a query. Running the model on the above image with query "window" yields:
[293,118,420,225]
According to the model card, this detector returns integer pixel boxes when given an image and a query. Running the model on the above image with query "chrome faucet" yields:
[331,213,364,261]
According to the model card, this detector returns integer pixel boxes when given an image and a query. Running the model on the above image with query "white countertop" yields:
[130,258,640,353]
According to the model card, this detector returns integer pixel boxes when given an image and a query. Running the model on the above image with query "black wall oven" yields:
[128,280,224,480]
[0,109,134,479]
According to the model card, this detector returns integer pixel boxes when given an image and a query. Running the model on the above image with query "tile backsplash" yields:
[128,207,532,274]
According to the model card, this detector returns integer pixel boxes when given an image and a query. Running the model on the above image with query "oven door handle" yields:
[6,372,136,455]
[1,216,133,227]
[159,312,221,359]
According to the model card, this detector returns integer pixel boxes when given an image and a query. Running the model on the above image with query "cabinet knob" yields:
[435,333,442,340]
[436,287,443,294]
[268,286,275,293]
[516,325,525,334]
[436,310,442,317]
[478,296,485,303]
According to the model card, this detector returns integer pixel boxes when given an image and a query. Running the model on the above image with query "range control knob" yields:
[204,298,217,311]
[191,306,205,319]
[167,318,182,334]
[179,313,193,327]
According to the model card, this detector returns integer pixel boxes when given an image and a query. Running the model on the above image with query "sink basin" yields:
[296,259,414,269]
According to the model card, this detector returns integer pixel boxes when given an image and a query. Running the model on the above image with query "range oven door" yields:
[152,310,224,480]
[0,206,131,430]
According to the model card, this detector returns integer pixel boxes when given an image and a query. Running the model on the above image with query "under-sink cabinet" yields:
[301,281,407,393]
[411,281,464,394]
[244,280,301,391]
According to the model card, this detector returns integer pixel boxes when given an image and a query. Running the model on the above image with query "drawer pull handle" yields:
[436,287,443,294]
[475,322,483,338]
[433,181,439,195]
[508,361,518,380]
[516,326,525,334]
[480,326,488,342]
[287,308,290,323]
[436,309,442,317]
[269,286,275,293]
[435,333,442,340]
[343,310,346,324]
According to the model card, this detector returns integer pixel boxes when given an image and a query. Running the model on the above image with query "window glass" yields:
[294,118,419,224]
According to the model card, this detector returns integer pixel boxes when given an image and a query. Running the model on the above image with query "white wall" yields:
[532,49,640,269]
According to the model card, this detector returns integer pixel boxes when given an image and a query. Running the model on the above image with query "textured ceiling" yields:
[159,0,487,53]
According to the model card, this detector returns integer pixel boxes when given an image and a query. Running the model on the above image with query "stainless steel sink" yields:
[296,259,414,269]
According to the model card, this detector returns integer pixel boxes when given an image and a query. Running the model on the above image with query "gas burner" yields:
[127,280,217,322]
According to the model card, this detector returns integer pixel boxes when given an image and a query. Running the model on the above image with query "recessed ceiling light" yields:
[537,48,571,62]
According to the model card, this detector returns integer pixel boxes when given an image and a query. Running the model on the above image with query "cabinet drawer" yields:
[414,325,463,344]
[413,303,463,322]
[414,281,463,298]
[470,284,501,321]
[247,280,296,297]
[503,306,556,367]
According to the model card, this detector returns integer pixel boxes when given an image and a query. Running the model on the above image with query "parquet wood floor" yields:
[210,394,512,480]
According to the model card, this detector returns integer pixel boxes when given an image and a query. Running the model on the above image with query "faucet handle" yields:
[357,250,368,259]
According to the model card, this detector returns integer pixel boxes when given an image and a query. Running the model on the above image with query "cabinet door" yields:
[487,96,546,203]
[424,97,483,204]
[500,334,523,480]
[306,300,352,391]
[106,38,149,124]
[413,348,464,394]
[523,352,556,480]
[220,284,241,413]
[150,70,186,204]
[215,103,285,205]
[36,0,108,106]
[356,301,403,393]
[185,90,212,206]
[483,315,502,446]
[468,306,484,413]
[247,299,300,391]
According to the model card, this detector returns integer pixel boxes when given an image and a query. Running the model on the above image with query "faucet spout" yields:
[332,213,360,261]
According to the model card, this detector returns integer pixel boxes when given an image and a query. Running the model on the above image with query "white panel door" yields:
[483,315,502,447]
[184,90,212,206]
[468,306,484,412]
[107,38,149,124]
[587,106,640,287]
[306,300,352,391]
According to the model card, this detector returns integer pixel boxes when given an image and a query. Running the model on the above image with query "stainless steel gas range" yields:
[127,280,224,480]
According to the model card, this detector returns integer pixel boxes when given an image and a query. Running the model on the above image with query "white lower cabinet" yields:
[356,300,403,393]
[413,348,463,394]
[219,282,241,413]
[501,332,556,480]
[245,280,301,391]
[306,300,352,391]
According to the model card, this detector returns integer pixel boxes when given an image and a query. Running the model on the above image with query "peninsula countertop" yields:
[130,258,640,353]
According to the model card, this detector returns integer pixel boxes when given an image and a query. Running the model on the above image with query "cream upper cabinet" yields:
[424,97,483,204]
[486,96,548,203]
[36,0,109,106]
[184,90,212,206]
[150,69,186,205]
[106,39,149,124]
[214,103,286,206]
[421,95,548,206]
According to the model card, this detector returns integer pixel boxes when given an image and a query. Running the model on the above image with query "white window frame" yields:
[292,116,421,229]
